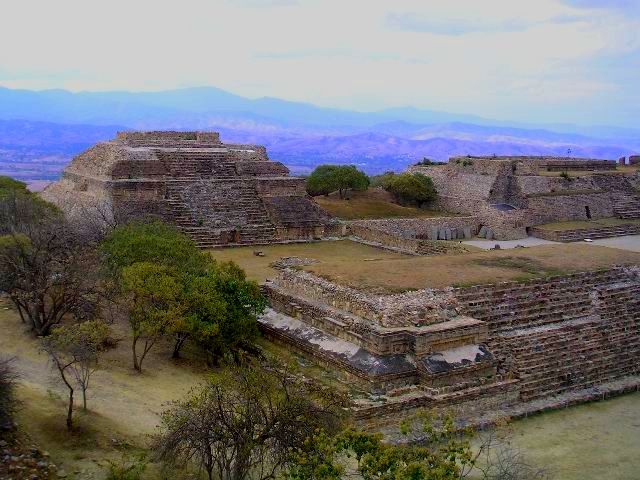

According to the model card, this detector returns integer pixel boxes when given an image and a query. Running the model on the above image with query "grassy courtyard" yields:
[209,240,640,293]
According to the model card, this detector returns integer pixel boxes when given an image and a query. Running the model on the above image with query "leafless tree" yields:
[41,321,114,430]
[153,359,347,480]
[460,428,551,480]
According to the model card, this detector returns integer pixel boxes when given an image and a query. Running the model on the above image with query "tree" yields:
[121,262,185,372]
[306,165,369,199]
[0,216,103,336]
[0,356,18,430]
[286,413,550,480]
[173,262,265,363]
[102,222,266,365]
[0,176,59,235]
[101,221,210,277]
[154,359,347,480]
[42,320,113,430]
[383,172,437,206]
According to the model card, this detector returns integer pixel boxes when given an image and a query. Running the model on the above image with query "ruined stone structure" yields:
[409,156,640,240]
[347,217,479,255]
[259,265,640,428]
[43,131,341,247]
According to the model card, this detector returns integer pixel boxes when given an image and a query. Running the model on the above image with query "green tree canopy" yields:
[101,221,210,276]
[306,165,370,199]
[102,221,266,368]
[383,173,437,206]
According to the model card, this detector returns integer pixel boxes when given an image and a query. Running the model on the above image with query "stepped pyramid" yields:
[43,131,339,246]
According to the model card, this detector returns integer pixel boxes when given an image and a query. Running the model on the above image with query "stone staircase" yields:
[613,194,640,219]
[488,284,639,401]
[154,150,238,180]
[530,223,640,242]
[164,180,277,247]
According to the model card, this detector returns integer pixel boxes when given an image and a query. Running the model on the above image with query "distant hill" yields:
[0,86,638,180]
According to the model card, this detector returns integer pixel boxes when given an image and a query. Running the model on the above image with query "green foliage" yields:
[101,221,209,276]
[0,176,60,234]
[369,172,396,189]
[383,173,437,206]
[560,171,573,181]
[306,165,370,199]
[43,320,114,428]
[48,320,114,354]
[0,176,28,194]
[287,414,475,480]
[121,262,185,372]
[103,221,266,368]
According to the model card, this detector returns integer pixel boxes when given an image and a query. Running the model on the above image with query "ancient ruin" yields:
[260,264,640,428]
[409,155,640,241]
[43,138,640,428]
[43,131,341,247]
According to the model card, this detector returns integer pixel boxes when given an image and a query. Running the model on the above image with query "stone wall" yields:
[262,265,640,429]
[347,217,478,254]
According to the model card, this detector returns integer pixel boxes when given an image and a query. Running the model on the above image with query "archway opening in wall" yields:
[585,205,592,219]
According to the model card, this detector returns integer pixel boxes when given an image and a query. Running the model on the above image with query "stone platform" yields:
[259,264,640,428]
[42,131,341,247]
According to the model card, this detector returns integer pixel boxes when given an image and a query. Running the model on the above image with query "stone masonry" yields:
[409,155,640,240]
[259,265,640,428]
[42,131,342,247]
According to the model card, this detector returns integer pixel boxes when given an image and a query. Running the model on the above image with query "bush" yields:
[306,165,369,199]
[383,173,437,206]
[0,357,18,428]
[414,157,438,166]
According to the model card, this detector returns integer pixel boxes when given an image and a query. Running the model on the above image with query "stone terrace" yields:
[258,262,640,427]
[43,131,340,247]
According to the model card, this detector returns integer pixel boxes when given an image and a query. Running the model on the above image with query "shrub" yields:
[0,357,18,428]
[383,173,437,206]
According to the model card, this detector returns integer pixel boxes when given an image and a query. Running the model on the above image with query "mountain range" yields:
[0,86,638,181]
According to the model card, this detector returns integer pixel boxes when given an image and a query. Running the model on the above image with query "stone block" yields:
[630,155,640,165]
[429,226,439,240]
[463,227,472,239]
[479,226,487,238]
[445,228,452,240]
[485,228,494,240]
[438,228,447,240]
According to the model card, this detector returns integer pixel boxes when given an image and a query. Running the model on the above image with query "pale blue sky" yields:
[1,0,638,126]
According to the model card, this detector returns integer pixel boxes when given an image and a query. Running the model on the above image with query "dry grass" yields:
[536,218,640,231]
[303,244,640,292]
[313,188,446,220]
[0,297,352,479]
[207,239,408,283]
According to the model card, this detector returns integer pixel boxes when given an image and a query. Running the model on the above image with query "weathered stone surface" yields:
[260,264,640,429]
[43,131,339,247]
[408,155,640,241]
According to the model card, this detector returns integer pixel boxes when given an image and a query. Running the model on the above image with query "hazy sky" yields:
[1,0,639,126]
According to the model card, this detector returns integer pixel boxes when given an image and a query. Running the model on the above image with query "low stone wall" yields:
[347,217,478,254]
[270,269,460,328]
[529,223,640,242]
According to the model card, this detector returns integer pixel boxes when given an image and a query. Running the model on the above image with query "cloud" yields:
[386,12,584,35]
[0,0,638,127]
